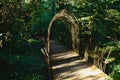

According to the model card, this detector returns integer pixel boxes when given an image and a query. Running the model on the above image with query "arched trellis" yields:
[45,10,80,79]
[47,10,80,54]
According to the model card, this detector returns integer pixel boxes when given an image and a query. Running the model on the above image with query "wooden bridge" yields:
[49,40,109,80]
[40,10,111,80]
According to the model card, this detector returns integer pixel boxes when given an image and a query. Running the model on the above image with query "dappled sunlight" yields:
[52,56,84,66]
[52,63,107,80]
[24,0,32,4]
[52,59,87,70]
[50,40,79,60]
[74,65,106,78]
[1,0,119,79]
[50,41,108,80]
[51,51,79,60]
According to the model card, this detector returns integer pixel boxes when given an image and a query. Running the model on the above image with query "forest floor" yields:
[50,40,109,80]
[0,39,48,80]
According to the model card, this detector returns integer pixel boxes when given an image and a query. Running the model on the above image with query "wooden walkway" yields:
[50,40,109,80]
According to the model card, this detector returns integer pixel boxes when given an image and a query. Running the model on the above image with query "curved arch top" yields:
[47,10,80,54]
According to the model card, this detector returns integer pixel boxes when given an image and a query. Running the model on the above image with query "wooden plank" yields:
[50,41,111,80]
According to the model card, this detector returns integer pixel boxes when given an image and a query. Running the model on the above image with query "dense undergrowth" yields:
[0,39,48,80]
[1,0,120,80]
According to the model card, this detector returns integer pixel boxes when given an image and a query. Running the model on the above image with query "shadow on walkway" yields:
[50,40,108,80]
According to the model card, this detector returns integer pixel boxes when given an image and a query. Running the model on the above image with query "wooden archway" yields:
[47,10,80,54]
[45,10,80,79]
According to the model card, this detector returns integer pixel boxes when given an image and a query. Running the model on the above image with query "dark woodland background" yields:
[0,0,120,80]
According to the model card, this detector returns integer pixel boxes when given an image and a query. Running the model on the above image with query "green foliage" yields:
[0,0,47,51]
[28,74,46,80]
[66,0,120,79]
[0,0,120,79]
[110,64,120,80]
[0,39,48,80]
